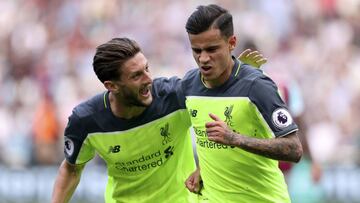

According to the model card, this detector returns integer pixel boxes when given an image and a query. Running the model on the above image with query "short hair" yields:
[185,4,233,38]
[93,38,141,83]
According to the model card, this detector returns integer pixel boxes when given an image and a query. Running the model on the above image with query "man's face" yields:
[188,28,236,87]
[115,52,153,107]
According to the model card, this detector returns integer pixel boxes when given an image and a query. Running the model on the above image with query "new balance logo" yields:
[190,109,198,117]
[108,145,121,153]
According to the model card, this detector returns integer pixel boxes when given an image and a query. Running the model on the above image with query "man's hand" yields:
[185,168,203,194]
[238,49,267,68]
[206,113,236,146]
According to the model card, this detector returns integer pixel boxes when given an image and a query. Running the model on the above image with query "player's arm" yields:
[206,75,303,162]
[52,160,85,203]
[185,167,203,194]
[238,49,267,68]
[234,131,302,162]
[205,113,302,162]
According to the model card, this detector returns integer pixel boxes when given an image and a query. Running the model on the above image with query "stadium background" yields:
[0,0,360,202]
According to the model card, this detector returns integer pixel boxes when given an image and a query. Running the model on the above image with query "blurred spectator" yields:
[0,1,359,203]
[0,0,358,179]
[32,90,60,165]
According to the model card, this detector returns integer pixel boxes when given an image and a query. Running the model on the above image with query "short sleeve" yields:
[154,76,186,108]
[64,113,95,164]
[249,76,298,137]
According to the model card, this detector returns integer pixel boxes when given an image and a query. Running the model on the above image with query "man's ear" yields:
[104,81,119,93]
[229,35,237,51]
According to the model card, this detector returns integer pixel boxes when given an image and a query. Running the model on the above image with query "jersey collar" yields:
[200,56,241,88]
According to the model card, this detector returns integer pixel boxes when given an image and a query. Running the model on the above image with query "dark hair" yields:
[93,38,141,83]
[185,4,233,38]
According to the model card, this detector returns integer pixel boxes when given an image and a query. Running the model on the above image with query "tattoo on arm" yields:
[233,132,303,162]
[225,131,236,145]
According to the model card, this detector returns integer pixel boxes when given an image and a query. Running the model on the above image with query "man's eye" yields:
[192,49,201,54]
[132,73,141,79]
[207,48,217,52]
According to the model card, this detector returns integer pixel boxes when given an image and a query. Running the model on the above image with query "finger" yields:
[206,128,217,134]
[208,135,218,142]
[185,175,194,184]
[238,49,252,59]
[185,181,191,190]
[185,176,193,186]
[256,58,267,66]
[185,179,195,191]
[207,127,222,135]
[205,121,218,128]
[207,130,223,138]
[252,54,263,62]
[206,130,217,137]
[188,186,195,192]
[209,113,221,121]
[206,126,222,134]
[246,51,259,58]
[207,132,218,138]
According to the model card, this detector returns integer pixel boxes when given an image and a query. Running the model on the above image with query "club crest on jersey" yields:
[224,105,234,126]
[272,108,292,128]
[160,123,171,145]
[64,137,74,156]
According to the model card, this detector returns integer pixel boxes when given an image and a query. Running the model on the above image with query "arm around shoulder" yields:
[52,160,85,203]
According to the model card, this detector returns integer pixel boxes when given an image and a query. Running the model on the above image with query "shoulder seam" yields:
[247,75,261,98]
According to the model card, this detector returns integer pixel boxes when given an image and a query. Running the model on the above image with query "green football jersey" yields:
[64,77,198,203]
[182,58,298,203]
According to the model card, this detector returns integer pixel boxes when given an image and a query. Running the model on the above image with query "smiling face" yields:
[189,28,236,88]
[111,52,153,107]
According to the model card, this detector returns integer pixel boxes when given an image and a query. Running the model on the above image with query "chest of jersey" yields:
[185,96,290,203]
[85,110,191,176]
[186,96,273,142]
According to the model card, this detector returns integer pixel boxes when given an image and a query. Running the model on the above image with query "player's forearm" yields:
[52,160,84,203]
[231,132,303,162]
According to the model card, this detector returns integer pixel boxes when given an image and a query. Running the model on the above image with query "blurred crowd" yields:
[0,0,359,170]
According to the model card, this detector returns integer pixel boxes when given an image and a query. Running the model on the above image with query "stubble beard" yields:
[122,87,152,108]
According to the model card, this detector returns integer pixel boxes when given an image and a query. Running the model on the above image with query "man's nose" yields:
[144,71,152,83]
[199,52,210,63]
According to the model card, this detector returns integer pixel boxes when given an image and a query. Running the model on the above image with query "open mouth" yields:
[201,66,212,74]
[201,66,211,71]
[139,86,151,97]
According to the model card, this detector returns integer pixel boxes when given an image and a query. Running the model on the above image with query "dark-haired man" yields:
[51,38,197,203]
[51,37,265,203]
[183,4,303,203]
